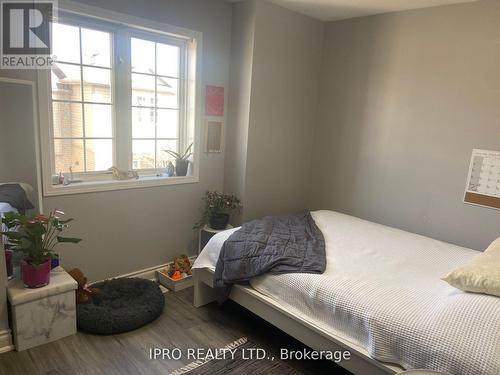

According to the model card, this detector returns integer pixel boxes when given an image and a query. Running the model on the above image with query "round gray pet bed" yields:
[77,278,165,335]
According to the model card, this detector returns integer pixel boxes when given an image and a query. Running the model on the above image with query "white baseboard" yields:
[97,256,197,293]
[0,329,14,353]
[116,262,171,281]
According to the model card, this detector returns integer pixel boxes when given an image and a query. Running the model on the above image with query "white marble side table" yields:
[7,266,77,351]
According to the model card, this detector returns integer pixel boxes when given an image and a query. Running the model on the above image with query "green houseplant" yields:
[1,209,81,288]
[163,143,193,177]
[194,191,242,230]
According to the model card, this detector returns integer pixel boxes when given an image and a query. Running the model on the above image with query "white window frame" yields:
[37,0,202,196]
[49,15,117,176]
[127,28,188,172]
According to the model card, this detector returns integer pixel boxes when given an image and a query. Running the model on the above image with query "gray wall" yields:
[0,0,232,281]
[224,0,324,222]
[2,0,499,284]
[244,0,324,220]
[223,0,256,208]
[0,82,40,211]
[310,0,500,251]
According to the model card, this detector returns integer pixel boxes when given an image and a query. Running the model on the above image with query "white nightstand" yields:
[198,224,233,254]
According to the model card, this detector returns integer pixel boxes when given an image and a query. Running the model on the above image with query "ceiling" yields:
[232,0,479,22]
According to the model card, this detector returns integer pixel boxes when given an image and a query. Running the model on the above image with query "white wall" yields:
[310,0,500,250]
[0,0,232,281]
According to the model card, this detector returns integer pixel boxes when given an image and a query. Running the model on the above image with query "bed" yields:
[193,210,500,375]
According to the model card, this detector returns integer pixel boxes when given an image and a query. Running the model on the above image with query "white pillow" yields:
[442,238,500,297]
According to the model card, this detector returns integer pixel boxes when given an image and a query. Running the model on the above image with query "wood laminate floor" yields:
[0,287,350,375]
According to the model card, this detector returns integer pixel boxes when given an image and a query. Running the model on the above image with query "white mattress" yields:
[194,210,500,375]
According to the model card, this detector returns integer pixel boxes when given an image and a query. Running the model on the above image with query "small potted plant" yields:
[163,143,193,177]
[194,191,242,230]
[1,209,81,288]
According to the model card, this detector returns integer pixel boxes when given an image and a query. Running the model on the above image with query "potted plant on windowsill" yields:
[1,210,81,288]
[194,191,242,230]
[163,143,193,177]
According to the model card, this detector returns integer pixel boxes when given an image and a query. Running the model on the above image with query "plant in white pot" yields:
[1,210,81,288]
[163,143,193,177]
[194,191,242,230]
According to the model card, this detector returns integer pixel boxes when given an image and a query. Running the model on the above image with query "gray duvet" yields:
[213,210,326,303]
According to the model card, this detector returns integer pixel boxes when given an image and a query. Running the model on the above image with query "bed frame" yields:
[193,268,404,375]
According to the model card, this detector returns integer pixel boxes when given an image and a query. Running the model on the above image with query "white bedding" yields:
[193,210,500,375]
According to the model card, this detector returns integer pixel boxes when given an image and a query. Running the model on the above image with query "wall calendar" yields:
[464,149,500,210]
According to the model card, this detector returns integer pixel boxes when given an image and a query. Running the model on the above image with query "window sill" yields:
[43,175,199,196]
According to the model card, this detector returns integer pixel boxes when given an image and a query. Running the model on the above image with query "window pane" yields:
[52,102,83,138]
[51,63,82,101]
[157,43,179,77]
[84,104,112,138]
[132,140,155,169]
[131,38,155,74]
[157,77,178,108]
[81,28,111,67]
[83,67,111,103]
[157,140,178,168]
[132,107,155,138]
[86,139,113,172]
[54,139,84,173]
[52,23,80,64]
[157,109,178,138]
[132,73,155,106]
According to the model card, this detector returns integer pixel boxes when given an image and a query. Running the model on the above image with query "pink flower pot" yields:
[21,257,51,288]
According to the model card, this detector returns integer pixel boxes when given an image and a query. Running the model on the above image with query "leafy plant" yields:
[194,191,242,230]
[1,209,81,266]
[163,143,193,161]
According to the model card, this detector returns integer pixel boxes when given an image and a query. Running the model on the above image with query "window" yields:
[38,10,201,195]
[51,23,113,173]
[131,37,181,170]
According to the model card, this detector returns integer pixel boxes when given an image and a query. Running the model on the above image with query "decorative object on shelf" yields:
[157,255,194,292]
[194,191,242,230]
[68,268,100,304]
[108,166,139,180]
[1,209,82,288]
[205,120,223,153]
[165,161,175,177]
[163,143,193,177]
[51,174,60,185]
[51,253,59,269]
